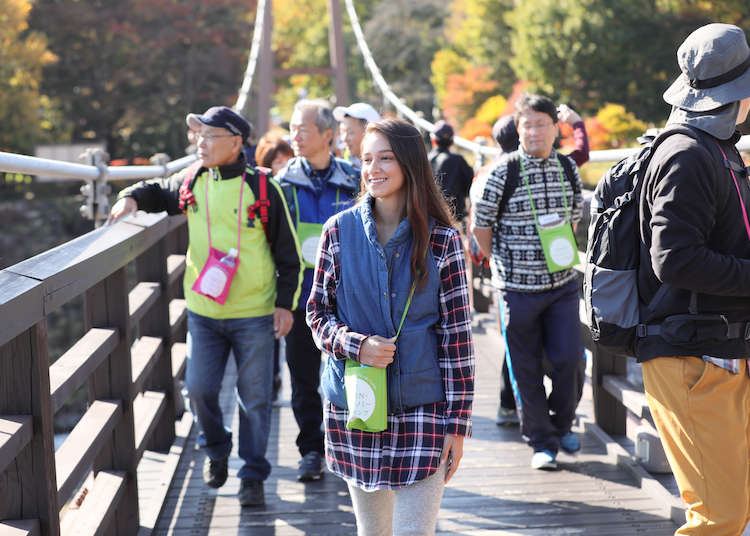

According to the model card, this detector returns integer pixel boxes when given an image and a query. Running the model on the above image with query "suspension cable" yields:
[343,0,499,157]
[235,0,268,116]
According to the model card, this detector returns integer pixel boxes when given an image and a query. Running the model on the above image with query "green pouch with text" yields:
[344,359,387,432]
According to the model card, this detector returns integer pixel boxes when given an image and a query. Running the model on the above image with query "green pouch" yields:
[538,221,577,273]
[519,157,578,273]
[297,221,324,269]
[344,359,388,432]
[342,262,420,433]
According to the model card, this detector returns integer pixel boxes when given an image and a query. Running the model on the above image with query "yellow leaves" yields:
[475,95,508,125]
[595,103,648,148]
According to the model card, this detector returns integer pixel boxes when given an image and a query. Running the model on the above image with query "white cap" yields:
[333,102,381,123]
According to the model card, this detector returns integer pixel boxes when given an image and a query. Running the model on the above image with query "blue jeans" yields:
[186,311,274,481]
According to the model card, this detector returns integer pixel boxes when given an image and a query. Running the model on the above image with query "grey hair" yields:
[293,99,337,145]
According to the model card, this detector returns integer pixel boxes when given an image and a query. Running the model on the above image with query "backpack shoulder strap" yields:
[497,152,521,220]
[556,152,577,192]
[244,166,272,243]
[178,160,203,212]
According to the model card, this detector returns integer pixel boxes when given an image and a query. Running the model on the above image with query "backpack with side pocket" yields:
[583,126,699,356]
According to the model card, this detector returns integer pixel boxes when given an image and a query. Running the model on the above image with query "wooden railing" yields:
[0,212,188,536]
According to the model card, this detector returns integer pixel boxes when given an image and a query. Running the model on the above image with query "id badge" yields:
[537,220,577,273]
[191,247,240,305]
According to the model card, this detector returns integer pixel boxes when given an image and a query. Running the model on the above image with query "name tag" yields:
[538,213,564,228]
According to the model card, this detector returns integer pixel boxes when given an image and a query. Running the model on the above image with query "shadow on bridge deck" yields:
[149,308,679,535]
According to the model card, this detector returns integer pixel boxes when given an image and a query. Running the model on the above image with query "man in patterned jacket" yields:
[471,93,584,470]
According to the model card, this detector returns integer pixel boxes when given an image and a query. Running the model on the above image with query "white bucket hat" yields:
[664,23,750,112]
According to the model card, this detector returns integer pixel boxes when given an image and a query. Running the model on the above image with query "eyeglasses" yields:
[197,133,238,141]
[519,122,555,131]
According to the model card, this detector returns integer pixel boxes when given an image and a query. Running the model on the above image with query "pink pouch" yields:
[191,247,239,305]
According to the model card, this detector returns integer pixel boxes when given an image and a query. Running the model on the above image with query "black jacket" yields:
[119,155,302,311]
[637,127,750,360]
[429,148,474,221]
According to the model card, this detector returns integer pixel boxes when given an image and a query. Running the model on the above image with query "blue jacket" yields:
[320,199,446,413]
[277,155,359,306]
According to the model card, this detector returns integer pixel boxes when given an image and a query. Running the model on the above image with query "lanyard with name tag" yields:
[520,158,578,273]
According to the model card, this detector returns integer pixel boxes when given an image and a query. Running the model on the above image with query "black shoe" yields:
[203,455,228,488]
[239,479,264,507]
[297,451,324,482]
[272,374,281,402]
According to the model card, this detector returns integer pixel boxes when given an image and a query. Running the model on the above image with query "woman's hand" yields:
[440,434,464,483]
[358,335,396,368]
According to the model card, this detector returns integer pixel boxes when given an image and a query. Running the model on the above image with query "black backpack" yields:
[583,126,699,356]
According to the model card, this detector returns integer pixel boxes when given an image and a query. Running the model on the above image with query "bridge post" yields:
[592,344,627,436]
[0,321,60,536]
[85,268,140,534]
[136,237,177,451]
[327,0,349,106]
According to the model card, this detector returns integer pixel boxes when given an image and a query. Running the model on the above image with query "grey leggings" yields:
[346,463,447,536]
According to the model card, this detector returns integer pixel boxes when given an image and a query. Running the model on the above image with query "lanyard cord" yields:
[204,170,246,253]
[292,185,340,226]
[519,157,569,226]
[715,142,750,242]
[393,243,431,340]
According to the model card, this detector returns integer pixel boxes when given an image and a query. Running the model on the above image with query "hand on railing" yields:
[106,197,138,226]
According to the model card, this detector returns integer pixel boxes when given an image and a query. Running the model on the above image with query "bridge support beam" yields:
[327,0,349,107]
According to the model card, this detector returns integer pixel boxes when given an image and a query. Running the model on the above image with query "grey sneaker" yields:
[203,455,228,488]
[239,479,264,507]
[297,451,324,482]
[496,406,520,426]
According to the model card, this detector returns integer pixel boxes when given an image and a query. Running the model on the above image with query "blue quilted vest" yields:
[319,198,446,414]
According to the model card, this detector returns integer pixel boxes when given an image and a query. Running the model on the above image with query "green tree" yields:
[0,0,58,153]
[361,0,449,118]
[31,0,255,159]
[507,0,706,124]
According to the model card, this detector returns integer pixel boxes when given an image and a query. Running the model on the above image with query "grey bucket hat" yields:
[663,23,750,112]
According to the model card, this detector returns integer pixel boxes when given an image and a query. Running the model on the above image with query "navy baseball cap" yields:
[432,120,454,139]
[186,106,252,144]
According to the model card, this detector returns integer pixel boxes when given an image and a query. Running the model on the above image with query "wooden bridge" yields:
[0,210,696,535]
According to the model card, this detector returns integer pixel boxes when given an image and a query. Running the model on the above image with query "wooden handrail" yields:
[0,212,188,536]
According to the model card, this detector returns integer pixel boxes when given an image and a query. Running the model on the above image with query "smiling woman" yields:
[306,118,475,536]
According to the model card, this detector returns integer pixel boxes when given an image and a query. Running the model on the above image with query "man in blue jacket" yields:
[276,99,359,481]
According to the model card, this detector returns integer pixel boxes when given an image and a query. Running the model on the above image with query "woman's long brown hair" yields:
[362,118,457,288]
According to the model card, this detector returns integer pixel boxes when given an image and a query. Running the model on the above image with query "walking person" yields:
[471,93,585,470]
[108,106,303,506]
[635,23,750,535]
[307,118,475,535]
[428,120,474,224]
[276,99,360,481]
[487,105,589,427]
[333,102,381,168]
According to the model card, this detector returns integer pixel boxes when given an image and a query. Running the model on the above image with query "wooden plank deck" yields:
[150,307,680,535]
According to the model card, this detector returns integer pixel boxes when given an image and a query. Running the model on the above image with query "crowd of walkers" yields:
[107,22,750,536]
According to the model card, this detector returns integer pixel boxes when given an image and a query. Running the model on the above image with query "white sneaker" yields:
[531,450,557,470]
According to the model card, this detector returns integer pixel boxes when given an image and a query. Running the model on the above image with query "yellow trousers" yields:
[642,357,750,535]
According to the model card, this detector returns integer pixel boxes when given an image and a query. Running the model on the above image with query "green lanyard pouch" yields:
[344,271,418,433]
[521,159,577,273]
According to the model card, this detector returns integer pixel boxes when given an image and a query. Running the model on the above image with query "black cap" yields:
[432,120,454,139]
[186,106,252,144]
[492,115,519,153]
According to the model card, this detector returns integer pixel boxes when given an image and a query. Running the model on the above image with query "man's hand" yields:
[557,104,582,125]
[470,225,493,259]
[273,308,294,338]
[107,197,138,225]
[440,434,464,483]
[358,335,396,368]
